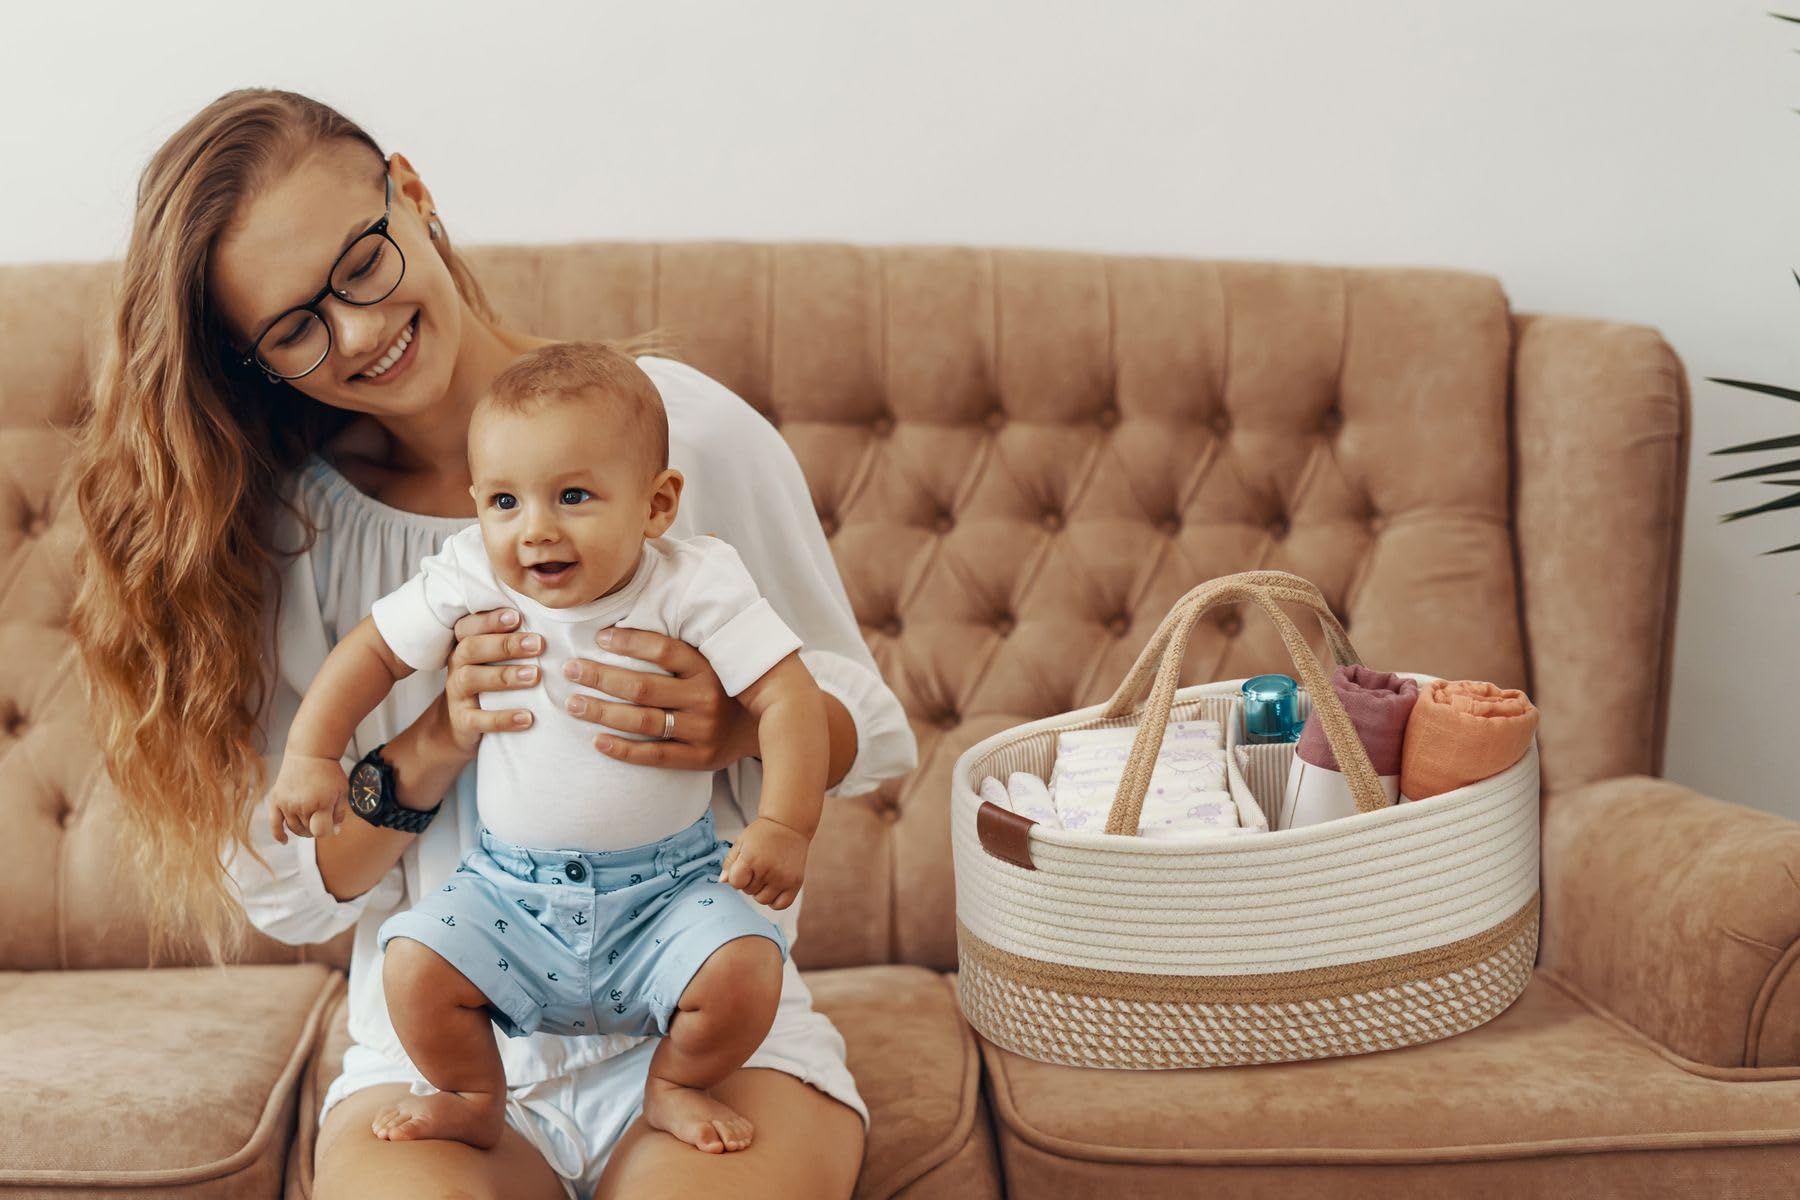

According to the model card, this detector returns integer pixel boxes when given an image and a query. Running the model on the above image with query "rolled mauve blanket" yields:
[1295,664,1420,776]
[1279,665,1419,827]
[1400,679,1539,801]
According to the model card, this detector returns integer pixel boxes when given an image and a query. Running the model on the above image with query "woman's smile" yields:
[353,311,421,385]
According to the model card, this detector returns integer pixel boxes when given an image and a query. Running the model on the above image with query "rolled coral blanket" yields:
[1399,679,1539,802]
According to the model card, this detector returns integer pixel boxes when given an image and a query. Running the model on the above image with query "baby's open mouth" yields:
[529,562,576,584]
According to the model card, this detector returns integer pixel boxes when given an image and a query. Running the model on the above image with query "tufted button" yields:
[57,805,74,830]
[1041,510,1064,533]
[1157,514,1181,536]
[1219,613,1244,637]
[1095,404,1120,430]
[1321,406,1343,434]
[1369,512,1387,534]
[26,513,48,537]
[820,513,839,537]
[1266,515,1289,539]
[1106,614,1130,638]
[563,860,588,884]
[871,414,895,438]
[1210,411,1232,437]
[880,800,902,824]
[935,711,960,731]
[984,406,1007,432]
[993,614,1015,637]
[933,511,955,535]
[3,712,23,737]
[880,618,902,638]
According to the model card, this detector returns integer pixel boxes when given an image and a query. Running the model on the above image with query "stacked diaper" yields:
[1048,719,1238,838]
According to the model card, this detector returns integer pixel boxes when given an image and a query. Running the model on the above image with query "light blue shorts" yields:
[376,811,787,1040]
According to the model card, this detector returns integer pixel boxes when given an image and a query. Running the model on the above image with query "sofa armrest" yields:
[1539,775,1800,1069]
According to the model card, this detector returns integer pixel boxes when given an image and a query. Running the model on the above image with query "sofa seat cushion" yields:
[0,963,341,1199]
[975,971,1800,1199]
[292,965,999,1200]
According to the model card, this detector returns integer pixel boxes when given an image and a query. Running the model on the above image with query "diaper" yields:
[1048,719,1237,838]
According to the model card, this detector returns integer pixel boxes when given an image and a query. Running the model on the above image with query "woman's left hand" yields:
[560,627,759,771]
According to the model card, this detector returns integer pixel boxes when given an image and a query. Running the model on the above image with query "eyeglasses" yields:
[237,174,406,382]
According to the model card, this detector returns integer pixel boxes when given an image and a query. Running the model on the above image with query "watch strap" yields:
[351,743,441,834]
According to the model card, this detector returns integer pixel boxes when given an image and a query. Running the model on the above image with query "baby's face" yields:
[468,401,678,607]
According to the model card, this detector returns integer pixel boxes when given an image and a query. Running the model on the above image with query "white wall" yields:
[5,0,1796,818]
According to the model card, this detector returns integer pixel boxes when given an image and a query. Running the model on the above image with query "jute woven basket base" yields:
[955,897,1539,1070]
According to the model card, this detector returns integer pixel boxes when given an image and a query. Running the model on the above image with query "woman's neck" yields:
[325,308,557,516]
[379,312,541,476]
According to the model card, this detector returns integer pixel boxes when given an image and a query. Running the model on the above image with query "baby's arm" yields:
[270,616,416,843]
[718,652,826,909]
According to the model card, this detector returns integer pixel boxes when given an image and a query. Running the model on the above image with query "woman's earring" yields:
[428,209,444,241]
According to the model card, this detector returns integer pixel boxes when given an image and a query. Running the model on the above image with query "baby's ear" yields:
[644,468,684,536]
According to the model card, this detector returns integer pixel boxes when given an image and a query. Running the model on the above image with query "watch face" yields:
[349,763,382,816]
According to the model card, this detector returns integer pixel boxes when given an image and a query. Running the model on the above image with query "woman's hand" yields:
[560,627,759,771]
[444,607,545,757]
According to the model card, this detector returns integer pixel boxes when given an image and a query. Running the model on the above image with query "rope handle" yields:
[1097,571,1384,835]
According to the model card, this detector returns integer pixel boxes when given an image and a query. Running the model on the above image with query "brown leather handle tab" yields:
[977,800,1038,870]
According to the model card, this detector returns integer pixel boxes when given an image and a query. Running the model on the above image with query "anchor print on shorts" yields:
[440,915,456,927]
[572,913,588,925]
[441,884,455,893]
[698,897,714,906]
[517,899,540,917]
[547,971,559,982]
[498,958,509,972]
[630,873,642,885]
[608,948,620,965]
[494,919,508,933]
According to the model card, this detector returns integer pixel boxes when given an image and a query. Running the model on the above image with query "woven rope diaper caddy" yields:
[950,570,1540,1069]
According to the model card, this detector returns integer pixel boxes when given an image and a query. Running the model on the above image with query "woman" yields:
[70,88,915,1200]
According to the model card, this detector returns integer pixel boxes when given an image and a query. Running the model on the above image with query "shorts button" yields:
[564,860,588,883]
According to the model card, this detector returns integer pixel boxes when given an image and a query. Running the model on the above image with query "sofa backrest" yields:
[0,244,1684,973]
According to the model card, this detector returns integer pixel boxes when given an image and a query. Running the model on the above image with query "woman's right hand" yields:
[445,607,544,756]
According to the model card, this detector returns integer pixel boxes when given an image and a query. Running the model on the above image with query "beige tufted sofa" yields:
[3,243,1799,1199]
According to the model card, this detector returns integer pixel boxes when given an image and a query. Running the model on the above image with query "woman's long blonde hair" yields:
[69,89,496,963]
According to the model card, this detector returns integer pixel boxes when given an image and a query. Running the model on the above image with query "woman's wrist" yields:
[387,694,471,812]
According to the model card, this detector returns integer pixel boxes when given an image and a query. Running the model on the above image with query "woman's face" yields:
[208,141,462,420]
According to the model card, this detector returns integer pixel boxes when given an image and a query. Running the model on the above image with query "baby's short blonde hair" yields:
[481,341,668,478]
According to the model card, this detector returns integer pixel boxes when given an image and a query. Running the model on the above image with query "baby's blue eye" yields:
[559,488,591,505]
[493,493,517,511]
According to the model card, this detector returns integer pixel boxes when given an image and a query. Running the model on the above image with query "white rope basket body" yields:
[950,572,1540,1069]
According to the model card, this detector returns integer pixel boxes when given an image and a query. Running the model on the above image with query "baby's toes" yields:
[718,1116,755,1152]
[370,1106,409,1138]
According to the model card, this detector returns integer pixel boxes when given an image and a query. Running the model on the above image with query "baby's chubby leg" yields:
[372,937,509,1148]
[642,934,784,1153]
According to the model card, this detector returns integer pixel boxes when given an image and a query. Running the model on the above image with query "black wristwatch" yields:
[347,743,439,834]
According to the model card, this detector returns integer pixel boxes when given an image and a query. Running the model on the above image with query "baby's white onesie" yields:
[370,526,801,852]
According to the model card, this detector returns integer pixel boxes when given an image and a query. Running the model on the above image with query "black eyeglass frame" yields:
[235,173,406,382]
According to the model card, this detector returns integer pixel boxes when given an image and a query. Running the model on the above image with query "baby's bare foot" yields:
[370,1089,506,1148]
[642,1075,755,1153]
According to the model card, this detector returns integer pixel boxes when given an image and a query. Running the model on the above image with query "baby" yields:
[270,341,826,1156]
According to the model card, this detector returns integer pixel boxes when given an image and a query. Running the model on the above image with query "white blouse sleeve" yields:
[649,358,918,799]
[221,501,405,945]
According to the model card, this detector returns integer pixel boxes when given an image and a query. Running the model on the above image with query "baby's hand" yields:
[269,754,350,844]
[719,817,811,910]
